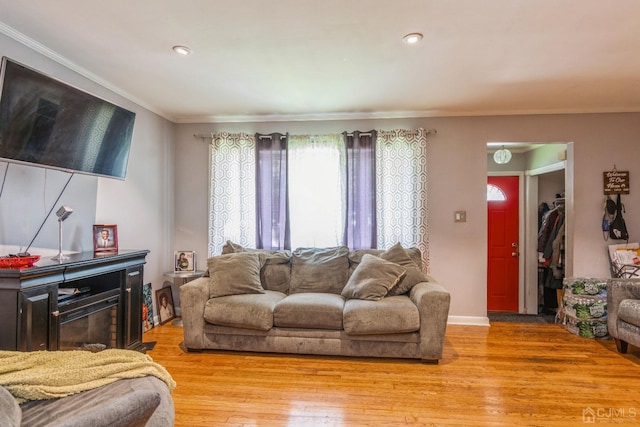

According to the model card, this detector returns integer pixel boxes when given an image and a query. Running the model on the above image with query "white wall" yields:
[0,32,175,299]
[174,113,640,322]
[538,170,565,206]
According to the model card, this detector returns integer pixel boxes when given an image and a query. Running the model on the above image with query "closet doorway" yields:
[530,166,566,314]
[488,142,571,315]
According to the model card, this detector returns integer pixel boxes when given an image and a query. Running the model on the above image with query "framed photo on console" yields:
[156,287,175,325]
[174,250,196,272]
[93,224,118,254]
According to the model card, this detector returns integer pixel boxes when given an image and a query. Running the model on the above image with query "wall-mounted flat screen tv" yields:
[0,57,135,179]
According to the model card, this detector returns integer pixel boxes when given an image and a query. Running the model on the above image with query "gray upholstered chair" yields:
[607,278,640,353]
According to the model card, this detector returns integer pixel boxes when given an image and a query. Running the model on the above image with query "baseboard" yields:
[447,315,490,326]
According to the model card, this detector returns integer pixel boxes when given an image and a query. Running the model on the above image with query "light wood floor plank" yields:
[144,321,640,426]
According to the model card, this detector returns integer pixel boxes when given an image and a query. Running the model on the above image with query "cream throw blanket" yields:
[0,349,176,403]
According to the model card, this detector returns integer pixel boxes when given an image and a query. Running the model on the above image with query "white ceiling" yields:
[1,0,640,124]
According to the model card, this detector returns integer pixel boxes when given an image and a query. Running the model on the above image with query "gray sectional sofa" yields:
[1,377,174,427]
[181,242,450,363]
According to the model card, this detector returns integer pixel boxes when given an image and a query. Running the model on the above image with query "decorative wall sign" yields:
[603,170,630,195]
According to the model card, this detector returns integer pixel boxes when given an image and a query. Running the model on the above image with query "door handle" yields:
[512,252,520,257]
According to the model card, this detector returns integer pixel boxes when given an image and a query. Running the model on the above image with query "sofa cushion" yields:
[0,386,20,427]
[221,241,292,293]
[274,293,345,329]
[208,252,266,298]
[379,243,430,296]
[289,246,349,294]
[341,254,405,301]
[343,296,420,335]
[618,299,640,327]
[204,291,286,331]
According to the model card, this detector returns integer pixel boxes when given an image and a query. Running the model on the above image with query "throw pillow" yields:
[217,241,292,293]
[221,240,291,264]
[221,240,247,254]
[341,254,406,301]
[379,242,430,296]
[208,252,266,298]
[378,242,415,267]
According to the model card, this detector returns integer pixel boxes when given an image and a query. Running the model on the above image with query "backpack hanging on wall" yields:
[609,193,629,241]
[603,195,616,238]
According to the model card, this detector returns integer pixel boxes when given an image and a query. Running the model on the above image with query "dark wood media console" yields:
[0,249,149,352]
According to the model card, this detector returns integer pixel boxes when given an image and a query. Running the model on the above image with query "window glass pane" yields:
[487,184,507,201]
[288,134,345,248]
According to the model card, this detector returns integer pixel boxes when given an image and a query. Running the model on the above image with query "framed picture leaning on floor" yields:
[142,283,155,332]
[156,287,175,324]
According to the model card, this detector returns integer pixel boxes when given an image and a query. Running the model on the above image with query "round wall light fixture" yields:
[493,146,512,164]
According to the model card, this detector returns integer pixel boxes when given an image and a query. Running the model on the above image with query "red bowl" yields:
[0,255,41,269]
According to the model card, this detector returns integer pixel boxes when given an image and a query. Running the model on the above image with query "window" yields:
[487,184,506,201]
[208,129,430,270]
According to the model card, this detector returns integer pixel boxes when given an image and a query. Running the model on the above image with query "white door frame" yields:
[525,160,568,314]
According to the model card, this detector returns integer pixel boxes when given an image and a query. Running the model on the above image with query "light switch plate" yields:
[454,210,467,223]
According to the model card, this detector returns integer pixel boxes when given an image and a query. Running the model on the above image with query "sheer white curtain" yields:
[288,134,345,248]
[376,128,429,270]
[208,132,256,256]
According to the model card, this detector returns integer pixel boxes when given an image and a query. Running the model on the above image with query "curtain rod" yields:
[194,128,438,142]
[193,132,214,142]
[257,134,287,140]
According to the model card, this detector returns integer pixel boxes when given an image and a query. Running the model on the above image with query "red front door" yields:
[487,176,519,311]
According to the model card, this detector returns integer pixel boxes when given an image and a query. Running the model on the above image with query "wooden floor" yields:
[144,321,640,426]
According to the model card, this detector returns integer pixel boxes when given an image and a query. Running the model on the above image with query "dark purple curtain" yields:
[343,130,377,249]
[255,133,290,250]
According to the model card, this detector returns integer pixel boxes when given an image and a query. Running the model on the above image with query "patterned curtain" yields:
[376,128,429,270]
[208,132,256,256]
[288,134,345,248]
[255,132,290,250]
[343,130,377,249]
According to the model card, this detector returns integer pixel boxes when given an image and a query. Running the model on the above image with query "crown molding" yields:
[173,106,640,124]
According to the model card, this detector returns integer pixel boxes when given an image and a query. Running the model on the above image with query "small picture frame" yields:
[93,224,118,253]
[174,250,196,272]
[156,287,175,325]
[142,283,155,332]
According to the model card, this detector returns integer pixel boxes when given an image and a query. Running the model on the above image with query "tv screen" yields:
[0,57,135,179]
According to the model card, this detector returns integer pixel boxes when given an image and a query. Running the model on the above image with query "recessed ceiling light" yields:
[403,33,423,44]
[172,45,193,56]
